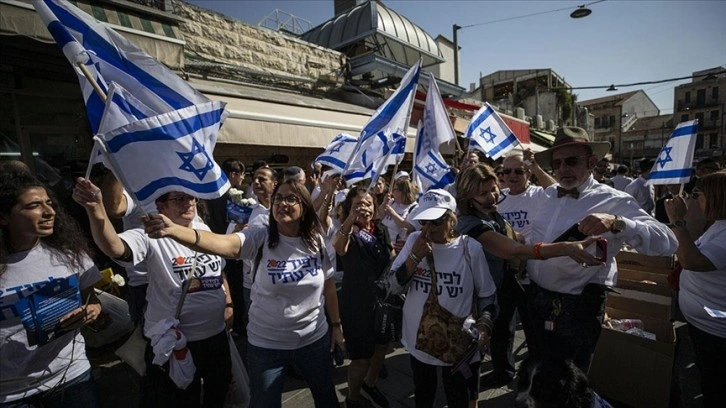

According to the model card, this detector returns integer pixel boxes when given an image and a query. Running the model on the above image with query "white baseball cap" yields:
[394,171,410,181]
[413,189,456,221]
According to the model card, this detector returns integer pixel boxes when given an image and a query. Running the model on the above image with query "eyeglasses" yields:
[420,214,448,226]
[690,190,702,200]
[166,195,198,204]
[495,172,504,177]
[550,155,589,170]
[272,194,300,206]
[502,168,525,175]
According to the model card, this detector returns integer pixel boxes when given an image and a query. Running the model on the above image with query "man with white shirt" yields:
[624,158,656,215]
[528,127,678,372]
[611,165,633,191]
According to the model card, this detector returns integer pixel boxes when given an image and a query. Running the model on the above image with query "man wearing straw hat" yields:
[526,126,678,372]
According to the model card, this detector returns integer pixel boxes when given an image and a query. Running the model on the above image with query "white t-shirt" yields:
[225,203,270,289]
[624,176,655,215]
[611,174,633,191]
[235,228,334,350]
[382,201,416,241]
[117,221,226,342]
[391,234,496,366]
[122,190,148,287]
[497,185,545,242]
[1,244,101,402]
[678,220,726,338]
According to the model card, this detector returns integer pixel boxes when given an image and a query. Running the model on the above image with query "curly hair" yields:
[267,180,323,252]
[1,172,93,274]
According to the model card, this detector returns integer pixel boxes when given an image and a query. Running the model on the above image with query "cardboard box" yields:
[616,251,675,272]
[589,289,676,408]
[616,267,672,297]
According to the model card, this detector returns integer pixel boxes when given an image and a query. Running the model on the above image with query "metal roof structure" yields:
[300,1,463,96]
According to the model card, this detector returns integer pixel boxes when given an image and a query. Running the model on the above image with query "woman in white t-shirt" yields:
[144,180,344,408]
[73,178,231,408]
[380,178,418,243]
[389,189,497,407]
[665,170,726,408]
[1,172,102,406]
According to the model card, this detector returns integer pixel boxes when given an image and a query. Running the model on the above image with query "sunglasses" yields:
[502,168,525,175]
[166,195,198,204]
[690,190,702,200]
[272,194,300,206]
[420,215,448,226]
[495,172,504,177]
[551,155,589,170]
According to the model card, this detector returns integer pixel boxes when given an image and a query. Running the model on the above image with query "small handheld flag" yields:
[465,103,519,160]
[647,120,698,185]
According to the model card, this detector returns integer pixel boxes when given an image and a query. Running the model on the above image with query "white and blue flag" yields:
[342,61,421,186]
[413,73,456,192]
[32,0,209,133]
[314,133,358,174]
[647,120,698,186]
[94,90,230,208]
[465,102,519,160]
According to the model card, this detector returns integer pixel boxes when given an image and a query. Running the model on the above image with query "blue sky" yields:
[186,0,726,116]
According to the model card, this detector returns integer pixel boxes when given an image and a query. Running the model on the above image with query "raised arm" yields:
[72,177,127,259]
[665,195,717,272]
[525,148,556,187]
[144,213,243,259]
[474,229,601,266]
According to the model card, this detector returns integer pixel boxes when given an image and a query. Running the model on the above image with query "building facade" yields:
[673,66,725,162]
[579,90,659,164]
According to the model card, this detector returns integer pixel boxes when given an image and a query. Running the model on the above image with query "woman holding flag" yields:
[143,179,344,408]
[665,170,726,408]
[72,178,231,408]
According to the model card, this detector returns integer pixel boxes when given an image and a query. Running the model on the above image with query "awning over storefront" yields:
[190,77,418,152]
[0,0,184,68]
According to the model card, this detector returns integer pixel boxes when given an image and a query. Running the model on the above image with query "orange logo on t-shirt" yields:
[174,257,186,265]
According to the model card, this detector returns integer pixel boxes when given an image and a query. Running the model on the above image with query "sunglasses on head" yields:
[550,155,589,170]
[502,168,525,175]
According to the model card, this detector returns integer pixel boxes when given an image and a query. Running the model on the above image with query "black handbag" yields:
[372,276,405,343]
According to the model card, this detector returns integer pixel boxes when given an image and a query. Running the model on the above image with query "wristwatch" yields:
[672,220,687,228]
[611,215,626,234]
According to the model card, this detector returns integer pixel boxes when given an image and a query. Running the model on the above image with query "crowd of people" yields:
[1,126,724,408]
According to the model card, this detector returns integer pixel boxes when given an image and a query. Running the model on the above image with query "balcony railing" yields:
[126,0,173,12]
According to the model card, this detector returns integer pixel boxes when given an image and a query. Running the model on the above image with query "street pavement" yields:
[91,320,704,407]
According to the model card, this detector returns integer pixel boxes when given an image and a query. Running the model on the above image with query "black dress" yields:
[339,220,392,359]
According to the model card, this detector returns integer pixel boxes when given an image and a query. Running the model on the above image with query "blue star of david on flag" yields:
[656,146,673,169]
[647,120,699,186]
[425,161,438,173]
[328,142,344,154]
[479,126,497,144]
[177,138,215,180]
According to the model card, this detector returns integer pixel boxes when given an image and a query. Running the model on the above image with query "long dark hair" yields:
[0,173,92,274]
[267,180,323,252]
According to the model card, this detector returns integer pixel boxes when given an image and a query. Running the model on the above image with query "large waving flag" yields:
[465,103,519,160]
[412,73,456,192]
[32,0,209,133]
[647,120,698,185]
[314,133,358,174]
[95,84,230,208]
[342,61,421,185]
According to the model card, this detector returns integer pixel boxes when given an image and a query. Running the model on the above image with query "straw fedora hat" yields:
[534,126,611,168]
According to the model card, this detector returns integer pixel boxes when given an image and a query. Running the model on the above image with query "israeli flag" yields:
[342,61,421,185]
[32,0,209,133]
[94,86,230,208]
[465,103,519,160]
[647,120,698,186]
[314,133,358,174]
[412,73,455,192]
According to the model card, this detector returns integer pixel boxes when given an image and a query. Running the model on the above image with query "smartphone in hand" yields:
[595,239,608,262]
